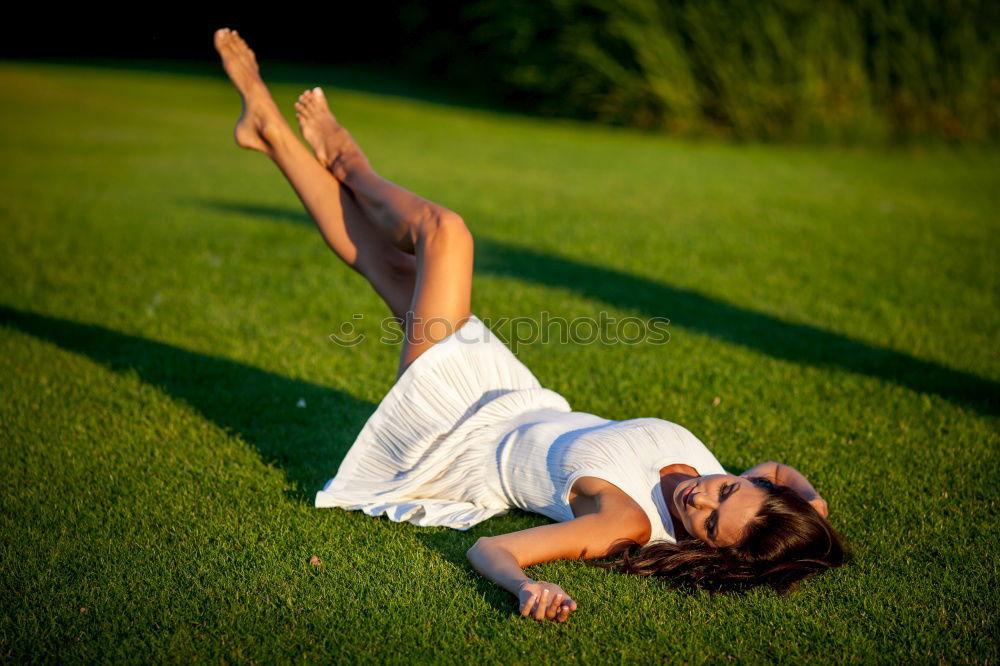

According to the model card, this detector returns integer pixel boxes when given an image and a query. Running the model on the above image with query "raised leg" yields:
[295,89,473,378]
[213,28,416,323]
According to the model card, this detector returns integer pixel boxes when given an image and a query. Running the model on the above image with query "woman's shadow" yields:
[0,305,371,503]
[194,198,1000,417]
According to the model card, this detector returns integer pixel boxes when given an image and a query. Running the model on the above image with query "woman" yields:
[213,28,846,624]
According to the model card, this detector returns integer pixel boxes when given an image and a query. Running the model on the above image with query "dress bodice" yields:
[487,390,726,544]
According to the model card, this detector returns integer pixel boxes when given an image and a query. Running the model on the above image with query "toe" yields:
[215,28,229,51]
[222,30,238,55]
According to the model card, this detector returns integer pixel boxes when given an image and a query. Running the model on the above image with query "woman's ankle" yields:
[333,150,374,185]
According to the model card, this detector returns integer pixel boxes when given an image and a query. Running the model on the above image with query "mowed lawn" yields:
[1,59,997,663]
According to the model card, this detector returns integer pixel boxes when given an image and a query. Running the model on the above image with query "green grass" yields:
[1,59,997,663]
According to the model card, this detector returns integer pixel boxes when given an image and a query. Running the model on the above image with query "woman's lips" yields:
[681,484,694,508]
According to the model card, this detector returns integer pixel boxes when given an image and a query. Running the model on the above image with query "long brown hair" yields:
[589,478,848,593]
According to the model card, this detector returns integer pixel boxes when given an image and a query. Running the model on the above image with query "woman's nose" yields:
[693,492,717,510]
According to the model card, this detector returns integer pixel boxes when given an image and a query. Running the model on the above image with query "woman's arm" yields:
[466,495,649,622]
[465,540,533,596]
[741,461,829,518]
[466,540,575,622]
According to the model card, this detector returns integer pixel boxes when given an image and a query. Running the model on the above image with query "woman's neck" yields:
[659,463,698,540]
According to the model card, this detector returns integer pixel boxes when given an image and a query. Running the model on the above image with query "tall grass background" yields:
[394,0,997,142]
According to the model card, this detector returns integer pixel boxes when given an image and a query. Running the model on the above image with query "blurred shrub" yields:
[393,0,998,142]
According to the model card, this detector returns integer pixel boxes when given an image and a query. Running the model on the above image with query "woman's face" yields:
[672,474,767,547]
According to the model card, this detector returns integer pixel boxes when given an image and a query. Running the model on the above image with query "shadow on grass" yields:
[197,198,1000,418]
[475,241,1000,417]
[0,303,549,619]
[0,305,371,503]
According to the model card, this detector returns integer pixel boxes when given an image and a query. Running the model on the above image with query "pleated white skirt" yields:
[315,313,569,530]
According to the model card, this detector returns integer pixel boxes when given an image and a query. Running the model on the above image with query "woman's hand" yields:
[518,580,577,622]
[743,462,829,519]
[809,496,829,519]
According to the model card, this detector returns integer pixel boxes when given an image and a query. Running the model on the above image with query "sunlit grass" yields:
[1,60,997,662]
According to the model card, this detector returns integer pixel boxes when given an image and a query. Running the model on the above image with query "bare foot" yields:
[213,28,286,154]
[294,87,369,180]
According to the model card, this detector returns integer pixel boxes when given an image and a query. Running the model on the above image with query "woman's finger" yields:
[521,594,537,617]
[558,604,570,622]
[533,589,549,620]
[546,594,563,619]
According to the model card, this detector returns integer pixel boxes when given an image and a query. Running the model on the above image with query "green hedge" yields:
[397,0,998,142]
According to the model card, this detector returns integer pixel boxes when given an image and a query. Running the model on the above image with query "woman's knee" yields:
[415,206,473,252]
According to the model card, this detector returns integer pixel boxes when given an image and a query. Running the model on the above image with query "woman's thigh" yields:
[397,211,473,378]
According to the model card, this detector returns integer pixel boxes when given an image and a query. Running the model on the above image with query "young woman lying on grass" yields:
[213,28,847,624]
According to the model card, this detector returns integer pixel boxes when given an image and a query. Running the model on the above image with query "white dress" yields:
[315,314,726,543]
